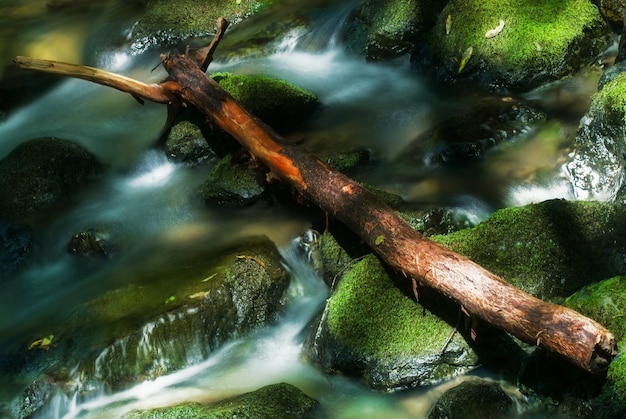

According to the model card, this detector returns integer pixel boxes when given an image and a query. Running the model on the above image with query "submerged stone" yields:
[9,235,290,415]
[433,199,626,302]
[199,153,266,206]
[396,96,546,167]
[0,137,104,221]
[343,0,446,61]
[420,0,610,92]
[427,379,515,419]
[122,382,319,418]
[307,254,478,391]
[130,0,271,54]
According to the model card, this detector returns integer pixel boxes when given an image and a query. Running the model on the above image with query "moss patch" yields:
[327,254,451,360]
[134,0,271,42]
[593,72,626,123]
[564,276,626,341]
[433,199,626,301]
[123,383,318,418]
[212,72,319,133]
[427,0,609,90]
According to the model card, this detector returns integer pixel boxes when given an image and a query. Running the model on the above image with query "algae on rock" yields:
[309,254,478,391]
[122,382,319,418]
[433,199,626,302]
[423,0,610,91]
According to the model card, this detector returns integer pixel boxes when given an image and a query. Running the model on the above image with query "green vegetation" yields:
[212,72,319,133]
[123,383,318,418]
[564,276,626,341]
[593,72,626,123]
[137,0,272,37]
[430,0,608,89]
[433,200,626,301]
[326,254,452,360]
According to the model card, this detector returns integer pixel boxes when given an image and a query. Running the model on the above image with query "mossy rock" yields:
[421,0,610,92]
[308,254,478,391]
[564,276,626,341]
[565,72,626,202]
[199,153,265,206]
[0,138,104,221]
[211,72,320,134]
[122,382,319,418]
[9,236,290,414]
[164,119,217,165]
[427,379,516,419]
[433,199,626,302]
[130,0,272,53]
[343,0,446,60]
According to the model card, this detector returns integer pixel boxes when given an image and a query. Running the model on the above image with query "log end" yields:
[589,331,617,374]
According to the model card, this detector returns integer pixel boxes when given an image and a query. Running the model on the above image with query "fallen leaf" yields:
[485,19,505,38]
[445,14,452,35]
[458,46,473,73]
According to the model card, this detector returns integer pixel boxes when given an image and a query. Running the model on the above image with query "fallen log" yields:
[13,21,616,374]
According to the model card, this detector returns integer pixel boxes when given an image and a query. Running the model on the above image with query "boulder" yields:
[343,0,446,61]
[427,379,515,419]
[419,0,611,92]
[306,254,478,391]
[8,235,291,416]
[565,71,626,202]
[0,138,104,221]
[129,0,272,54]
[433,199,626,301]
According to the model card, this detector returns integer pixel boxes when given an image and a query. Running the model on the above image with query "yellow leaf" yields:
[458,46,473,73]
[445,14,452,35]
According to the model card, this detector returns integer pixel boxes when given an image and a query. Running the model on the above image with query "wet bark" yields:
[13,21,617,374]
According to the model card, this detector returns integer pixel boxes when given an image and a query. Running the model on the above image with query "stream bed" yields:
[0,0,609,417]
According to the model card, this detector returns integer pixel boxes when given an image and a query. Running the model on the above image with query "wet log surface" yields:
[13,19,617,374]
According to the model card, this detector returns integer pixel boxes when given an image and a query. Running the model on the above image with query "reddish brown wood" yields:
[14,45,617,374]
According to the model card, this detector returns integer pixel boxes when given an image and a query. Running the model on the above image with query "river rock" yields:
[342,0,446,61]
[129,0,272,54]
[418,0,611,92]
[199,153,266,206]
[122,382,319,418]
[0,137,104,222]
[591,0,626,30]
[164,72,320,163]
[211,72,320,135]
[564,276,626,416]
[427,379,515,419]
[433,199,626,302]
[395,96,546,167]
[8,235,290,416]
[565,70,626,202]
[305,253,479,391]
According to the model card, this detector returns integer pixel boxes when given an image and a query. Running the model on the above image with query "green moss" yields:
[607,346,626,402]
[212,72,319,133]
[327,254,451,360]
[433,200,626,301]
[137,0,271,37]
[564,276,626,341]
[593,72,626,123]
[123,383,318,418]
[431,0,608,88]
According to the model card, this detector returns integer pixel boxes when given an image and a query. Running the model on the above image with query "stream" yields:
[0,0,602,417]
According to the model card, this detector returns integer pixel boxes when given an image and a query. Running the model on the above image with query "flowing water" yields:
[0,0,604,417]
